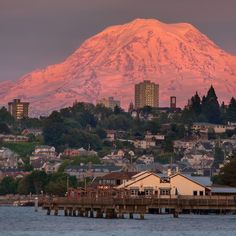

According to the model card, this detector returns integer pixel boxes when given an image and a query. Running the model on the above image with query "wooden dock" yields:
[42,189,236,219]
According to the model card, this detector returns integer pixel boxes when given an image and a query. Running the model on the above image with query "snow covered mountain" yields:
[1,18,236,116]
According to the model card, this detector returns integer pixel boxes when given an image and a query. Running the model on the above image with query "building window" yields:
[199,191,204,196]
[160,189,170,195]
[130,189,138,196]
[193,191,198,196]
[160,177,170,183]
[144,188,153,196]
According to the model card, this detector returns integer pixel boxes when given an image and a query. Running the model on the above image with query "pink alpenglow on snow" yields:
[0,18,236,116]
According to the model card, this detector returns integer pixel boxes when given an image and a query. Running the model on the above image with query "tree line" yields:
[0,171,77,196]
[182,86,236,124]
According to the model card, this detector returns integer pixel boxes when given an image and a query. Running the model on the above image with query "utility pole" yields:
[67,176,69,193]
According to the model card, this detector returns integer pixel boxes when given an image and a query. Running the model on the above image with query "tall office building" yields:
[8,99,29,120]
[135,80,159,109]
[97,97,121,110]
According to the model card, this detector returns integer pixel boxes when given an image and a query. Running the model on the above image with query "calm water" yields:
[0,207,236,236]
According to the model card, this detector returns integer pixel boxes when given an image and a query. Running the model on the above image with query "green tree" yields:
[144,119,160,134]
[58,160,71,173]
[17,171,49,194]
[191,92,202,116]
[202,86,221,124]
[3,142,39,164]
[95,127,107,139]
[17,176,34,195]
[0,177,17,195]
[94,104,113,120]
[215,155,236,186]
[45,173,77,196]
[0,123,11,134]
[104,114,132,130]
[141,106,153,115]
[162,135,173,152]
[114,105,124,115]
[208,128,216,140]
[0,107,15,124]
[43,111,66,148]
[213,144,225,168]
[30,171,49,194]
[227,97,236,122]
[19,118,43,129]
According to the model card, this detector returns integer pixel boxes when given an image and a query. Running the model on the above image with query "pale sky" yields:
[1,0,236,81]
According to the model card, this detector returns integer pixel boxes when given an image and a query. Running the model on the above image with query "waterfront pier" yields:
[42,189,236,219]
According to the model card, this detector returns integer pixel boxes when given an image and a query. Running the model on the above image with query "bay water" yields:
[0,207,236,236]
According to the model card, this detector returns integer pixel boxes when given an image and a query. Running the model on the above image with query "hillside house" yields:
[21,128,42,137]
[192,123,227,134]
[63,148,98,157]
[30,145,57,162]
[42,161,61,174]
[0,148,22,169]
[181,154,214,169]
[0,135,29,143]
[0,168,29,181]
[65,164,122,181]
[137,155,154,165]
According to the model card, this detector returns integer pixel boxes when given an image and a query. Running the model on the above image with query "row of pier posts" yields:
[46,207,146,219]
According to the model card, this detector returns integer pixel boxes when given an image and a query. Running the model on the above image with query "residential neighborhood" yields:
[0,87,235,199]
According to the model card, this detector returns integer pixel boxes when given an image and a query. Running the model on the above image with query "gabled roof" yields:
[117,171,161,189]
[98,172,137,180]
[170,173,211,189]
[185,175,212,186]
[30,158,45,169]
[131,171,149,179]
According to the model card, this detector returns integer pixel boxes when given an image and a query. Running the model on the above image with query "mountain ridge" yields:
[1,18,236,116]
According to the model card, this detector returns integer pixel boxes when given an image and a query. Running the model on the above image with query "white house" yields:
[117,171,211,196]
[134,139,156,149]
[30,145,57,162]
[137,155,154,165]
[0,147,20,168]
[181,154,214,169]
[145,133,165,141]
[117,171,164,196]
[192,123,227,134]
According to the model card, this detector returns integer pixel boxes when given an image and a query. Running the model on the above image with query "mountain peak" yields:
[102,18,196,35]
[0,18,236,116]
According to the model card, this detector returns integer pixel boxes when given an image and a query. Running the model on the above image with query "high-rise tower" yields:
[8,99,29,120]
[135,80,159,109]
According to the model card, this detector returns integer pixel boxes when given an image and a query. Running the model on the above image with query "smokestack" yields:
[170,96,176,109]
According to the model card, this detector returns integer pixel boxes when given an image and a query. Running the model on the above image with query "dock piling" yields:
[34,197,38,212]
[129,213,133,219]
[140,213,144,220]
[54,208,58,216]
[47,208,51,215]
